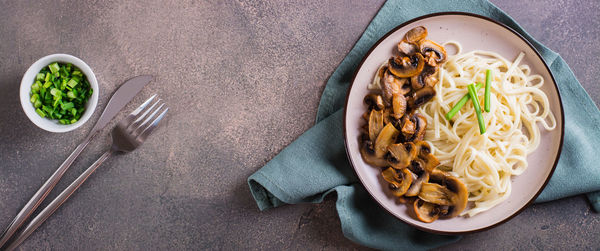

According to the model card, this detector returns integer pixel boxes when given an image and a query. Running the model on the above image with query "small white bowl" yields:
[20,54,99,133]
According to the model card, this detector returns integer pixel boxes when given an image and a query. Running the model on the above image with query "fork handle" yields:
[0,132,98,248]
[4,150,113,251]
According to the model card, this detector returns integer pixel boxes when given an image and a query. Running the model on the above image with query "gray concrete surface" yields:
[0,0,598,250]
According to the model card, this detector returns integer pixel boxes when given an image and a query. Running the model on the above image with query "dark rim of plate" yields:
[342,11,565,235]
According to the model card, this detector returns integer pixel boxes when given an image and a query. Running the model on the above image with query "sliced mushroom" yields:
[400,114,415,137]
[364,94,385,111]
[410,86,436,109]
[405,26,428,44]
[398,41,417,56]
[418,182,458,206]
[410,65,439,90]
[413,199,439,223]
[360,139,388,167]
[388,54,425,78]
[407,158,426,177]
[368,109,384,143]
[374,123,399,158]
[370,63,388,90]
[382,167,413,197]
[386,143,415,169]
[418,154,440,173]
[382,70,409,105]
[414,140,432,156]
[404,142,418,160]
[441,173,469,218]
[405,170,429,197]
[419,39,447,67]
[391,94,407,120]
[382,108,392,125]
[412,113,427,141]
[425,170,469,218]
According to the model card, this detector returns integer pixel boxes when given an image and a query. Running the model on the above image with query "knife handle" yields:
[0,131,97,248]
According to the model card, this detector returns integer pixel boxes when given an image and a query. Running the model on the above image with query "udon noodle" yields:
[416,41,556,216]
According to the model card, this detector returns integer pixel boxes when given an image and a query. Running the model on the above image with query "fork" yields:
[3,95,168,250]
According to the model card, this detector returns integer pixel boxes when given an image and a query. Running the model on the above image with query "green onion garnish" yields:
[29,62,92,124]
[445,82,484,120]
[467,83,486,134]
[48,62,60,74]
[484,69,492,112]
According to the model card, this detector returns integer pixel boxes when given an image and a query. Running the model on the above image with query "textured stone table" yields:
[0,0,598,250]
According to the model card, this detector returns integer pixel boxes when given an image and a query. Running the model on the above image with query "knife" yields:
[0,75,153,248]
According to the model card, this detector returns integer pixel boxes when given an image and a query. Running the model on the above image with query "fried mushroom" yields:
[360,139,388,167]
[413,199,439,223]
[405,169,429,197]
[398,41,417,56]
[388,54,425,78]
[374,123,399,158]
[382,167,413,197]
[412,113,427,141]
[405,26,428,44]
[368,109,384,143]
[391,94,407,120]
[410,65,439,90]
[418,182,457,206]
[386,142,416,169]
[410,86,436,109]
[425,170,469,218]
[419,39,447,67]
[382,70,410,105]
[400,114,415,137]
[364,94,385,111]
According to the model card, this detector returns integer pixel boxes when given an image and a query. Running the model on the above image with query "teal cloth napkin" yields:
[248,0,600,249]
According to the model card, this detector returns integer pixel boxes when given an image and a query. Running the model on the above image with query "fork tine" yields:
[128,99,161,130]
[122,94,157,125]
[136,107,168,141]
[133,103,164,136]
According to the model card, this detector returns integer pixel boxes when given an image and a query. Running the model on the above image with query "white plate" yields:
[343,12,564,234]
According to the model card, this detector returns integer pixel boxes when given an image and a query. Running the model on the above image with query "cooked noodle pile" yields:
[417,42,556,216]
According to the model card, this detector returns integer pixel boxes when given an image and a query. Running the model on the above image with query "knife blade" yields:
[91,75,153,133]
[0,75,153,248]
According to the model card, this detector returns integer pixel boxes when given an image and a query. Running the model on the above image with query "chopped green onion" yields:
[485,69,492,112]
[32,81,42,93]
[36,108,46,117]
[67,79,78,88]
[31,62,92,124]
[48,62,60,74]
[30,94,39,103]
[61,102,74,110]
[467,83,486,134]
[50,88,60,96]
[445,82,484,120]
[60,66,69,78]
[42,105,52,113]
